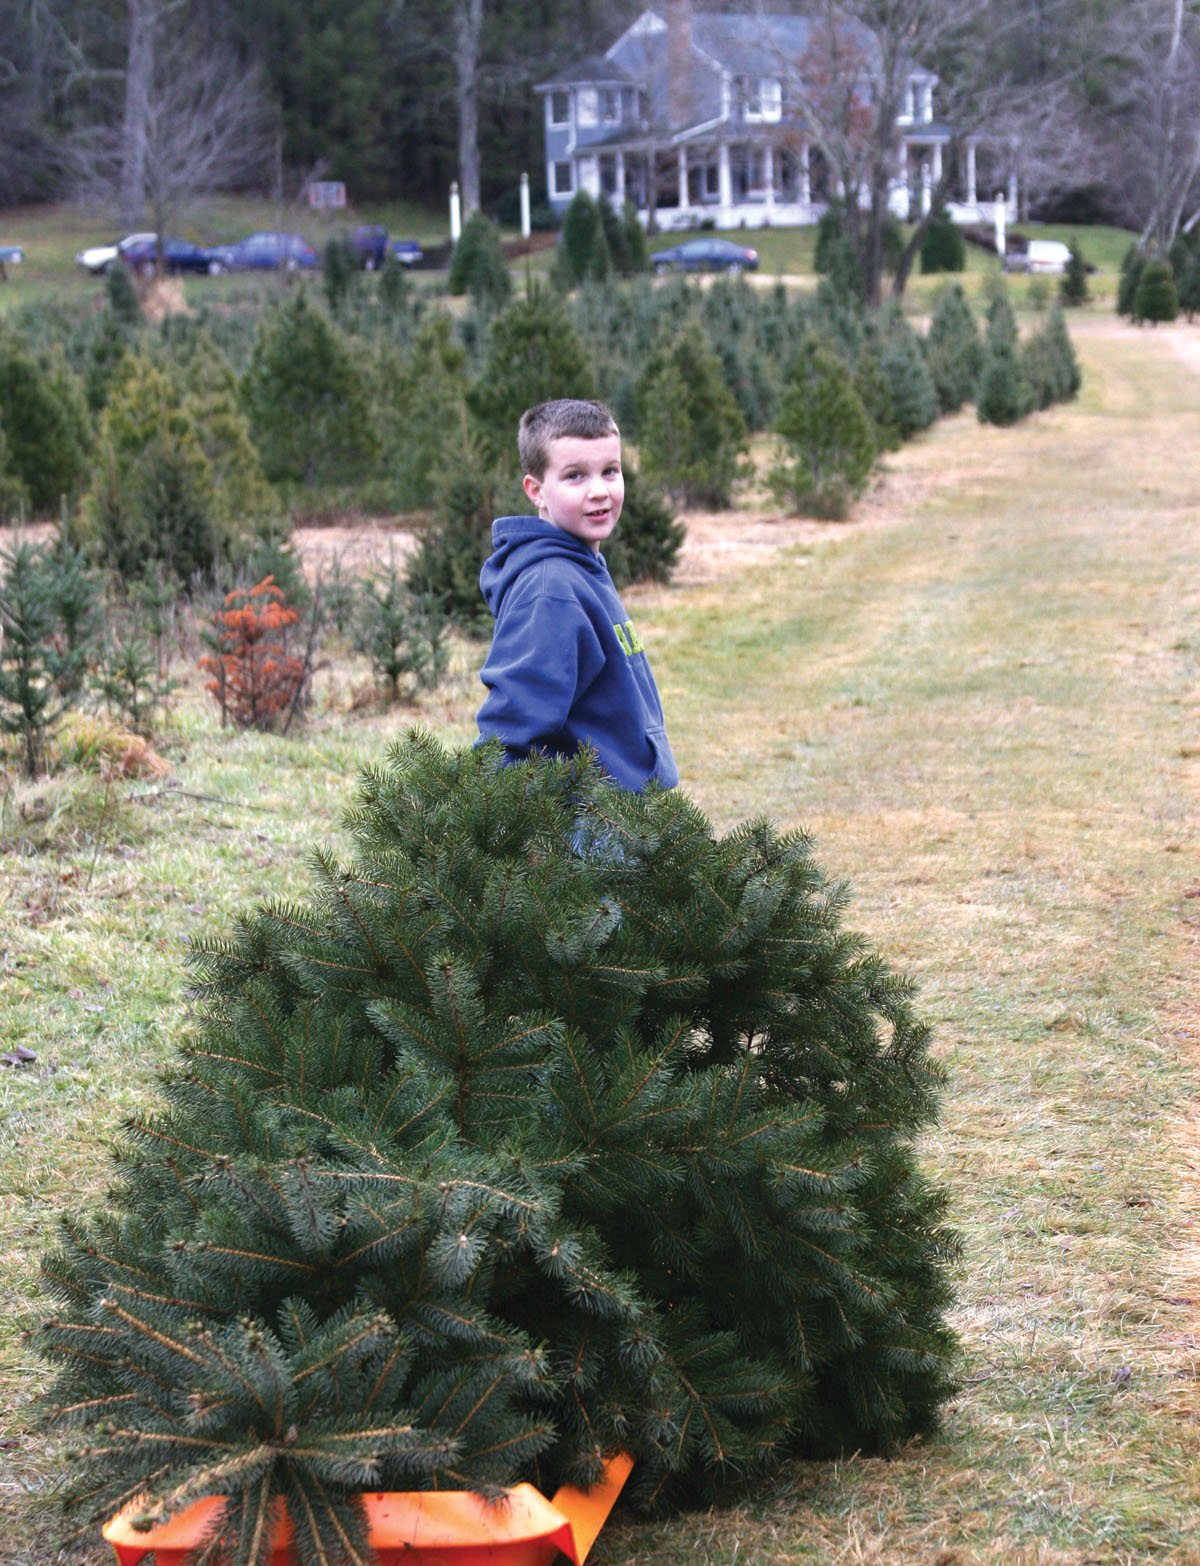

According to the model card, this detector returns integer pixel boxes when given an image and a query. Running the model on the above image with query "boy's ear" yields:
[522,473,544,509]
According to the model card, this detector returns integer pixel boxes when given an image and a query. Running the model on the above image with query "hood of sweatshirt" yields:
[479,515,606,617]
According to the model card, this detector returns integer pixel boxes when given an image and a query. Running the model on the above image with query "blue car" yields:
[388,237,423,267]
[208,231,318,272]
[650,237,759,275]
[118,235,225,276]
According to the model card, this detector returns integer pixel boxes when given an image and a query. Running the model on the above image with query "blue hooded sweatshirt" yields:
[476,516,678,792]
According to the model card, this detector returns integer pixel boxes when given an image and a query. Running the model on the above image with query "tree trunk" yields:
[120,0,155,227]
[455,0,483,215]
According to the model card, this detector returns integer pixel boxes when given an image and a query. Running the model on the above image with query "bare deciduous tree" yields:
[77,0,272,257]
[754,0,1094,301]
[1094,0,1200,247]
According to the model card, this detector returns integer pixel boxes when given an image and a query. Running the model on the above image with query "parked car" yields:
[1003,238,1072,275]
[350,224,389,269]
[388,237,424,267]
[75,232,156,274]
[651,237,759,274]
[118,235,226,276]
[208,231,318,272]
[0,243,23,279]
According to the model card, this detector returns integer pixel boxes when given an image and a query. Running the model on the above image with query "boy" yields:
[476,398,678,792]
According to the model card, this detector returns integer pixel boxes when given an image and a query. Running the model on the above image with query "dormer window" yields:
[549,91,570,126]
[743,76,782,122]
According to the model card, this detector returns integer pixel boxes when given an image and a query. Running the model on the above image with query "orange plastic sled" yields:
[102,1452,633,1566]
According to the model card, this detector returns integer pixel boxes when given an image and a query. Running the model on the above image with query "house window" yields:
[704,162,719,199]
[742,76,781,121]
[549,90,570,126]
[577,88,599,127]
[599,155,617,195]
[602,89,621,123]
[552,161,574,197]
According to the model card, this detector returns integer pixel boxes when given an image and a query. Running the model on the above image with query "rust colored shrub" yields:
[200,576,306,731]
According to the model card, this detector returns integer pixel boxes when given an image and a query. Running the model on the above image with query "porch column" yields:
[921,161,931,216]
[718,141,732,209]
[966,139,977,207]
[932,142,943,185]
[764,145,775,210]
[616,151,626,203]
[1008,165,1018,216]
[678,146,688,210]
[800,140,811,205]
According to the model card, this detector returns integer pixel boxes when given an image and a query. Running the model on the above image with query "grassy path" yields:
[3,314,1200,1563]
[612,315,1200,1563]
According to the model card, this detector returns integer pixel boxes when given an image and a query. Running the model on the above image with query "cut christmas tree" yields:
[41,735,960,1565]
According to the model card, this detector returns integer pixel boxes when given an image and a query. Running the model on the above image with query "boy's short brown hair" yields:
[518,399,619,480]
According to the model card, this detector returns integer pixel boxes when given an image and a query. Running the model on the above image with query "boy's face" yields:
[524,434,624,553]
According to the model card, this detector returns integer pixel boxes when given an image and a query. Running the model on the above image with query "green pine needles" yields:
[41,735,959,1563]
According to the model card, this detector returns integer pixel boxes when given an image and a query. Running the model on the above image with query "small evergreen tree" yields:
[769,335,876,519]
[105,259,143,331]
[814,201,864,304]
[919,209,966,274]
[447,211,512,312]
[322,235,359,313]
[404,432,505,627]
[635,323,747,507]
[0,335,91,514]
[878,310,938,439]
[622,200,651,274]
[976,288,1030,426]
[1134,258,1178,324]
[924,285,983,414]
[376,313,470,512]
[1059,242,1089,307]
[0,536,101,776]
[41,736,959,1561]
[465,286,596,467]
[1116,244,1147,318]
[241,290,381,487]
[351,558,448,701]
[853,341,901,452]
[602,465,685,587]
[558,190,608,288]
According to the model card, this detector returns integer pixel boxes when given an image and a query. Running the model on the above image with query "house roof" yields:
[544,8,936,139]
[534,56,638,91]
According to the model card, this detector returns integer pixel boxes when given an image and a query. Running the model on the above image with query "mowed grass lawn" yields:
[3,310,1200,1563]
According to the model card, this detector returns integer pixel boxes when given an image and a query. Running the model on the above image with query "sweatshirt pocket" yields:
[646,726,679,788]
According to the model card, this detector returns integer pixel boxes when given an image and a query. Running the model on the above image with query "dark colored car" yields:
[388,237,424,267]
[350,224,389,269]
[118,235,225,277]
[208,231,318,272]
[650,237,760,275]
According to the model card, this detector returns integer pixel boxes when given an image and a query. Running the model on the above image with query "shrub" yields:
[241,290,381,488]
[1134,258,1178,324]
[768,335,876,520]
[1020,303,1081,410]
[814,201,864,302]
[92,622,176,737]
[919,209,966,273]
[1059,243,1089,307]
[634,322,747,507]
[924,285,983,414]
[41,736,960,1558]
[105,260,143,330]
[853,342,901,451]
[199,576,307,732]
[0,536,101,776]
[558,189,609,287]
[447,210,512,311]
